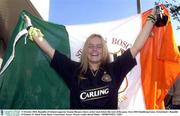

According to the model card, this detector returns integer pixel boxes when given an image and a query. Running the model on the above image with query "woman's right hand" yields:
[24,15,32,28]
[24,15,43,41]
[24,14,55,59]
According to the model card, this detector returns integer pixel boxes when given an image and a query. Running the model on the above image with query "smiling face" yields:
[87,36,103,65]
[80,34,110,73]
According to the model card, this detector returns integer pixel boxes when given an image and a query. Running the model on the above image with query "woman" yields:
[25,7,157,109]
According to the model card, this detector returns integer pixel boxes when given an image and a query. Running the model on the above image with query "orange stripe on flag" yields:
[140,5,180,109]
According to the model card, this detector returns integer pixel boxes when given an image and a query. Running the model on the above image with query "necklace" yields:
[90,69,99,77]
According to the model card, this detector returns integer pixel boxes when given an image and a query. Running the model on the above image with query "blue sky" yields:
[48,0,180,45]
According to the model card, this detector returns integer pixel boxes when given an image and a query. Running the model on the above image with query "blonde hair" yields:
[80,34,110,73]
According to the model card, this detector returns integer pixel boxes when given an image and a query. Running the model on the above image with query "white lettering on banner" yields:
[80,86,109,101]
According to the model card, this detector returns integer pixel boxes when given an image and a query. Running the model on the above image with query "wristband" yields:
[26,26,32,31]
[147,14,156,24]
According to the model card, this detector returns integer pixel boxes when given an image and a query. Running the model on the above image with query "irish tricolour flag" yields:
[0,6,180,109]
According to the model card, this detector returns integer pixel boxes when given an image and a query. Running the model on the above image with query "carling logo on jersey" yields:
[80,86,109,101]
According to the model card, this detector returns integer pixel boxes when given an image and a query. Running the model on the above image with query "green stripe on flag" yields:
[0,11,70,109]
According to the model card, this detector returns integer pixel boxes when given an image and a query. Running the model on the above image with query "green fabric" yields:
[0,11,70,109]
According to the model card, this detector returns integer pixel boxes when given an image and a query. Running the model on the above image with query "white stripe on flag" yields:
[118,53,145,109]
[66,14,146,109]
[0,29,28,76]
[0,58,2,69]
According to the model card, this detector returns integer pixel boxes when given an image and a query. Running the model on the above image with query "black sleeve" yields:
[50,50,79,86]
[110,48,137,86]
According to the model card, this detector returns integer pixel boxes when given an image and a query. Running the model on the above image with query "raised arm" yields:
[24,15,55,59]
[130,7,157,58]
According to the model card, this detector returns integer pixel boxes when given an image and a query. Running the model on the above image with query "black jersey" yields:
[50,49,136,109]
